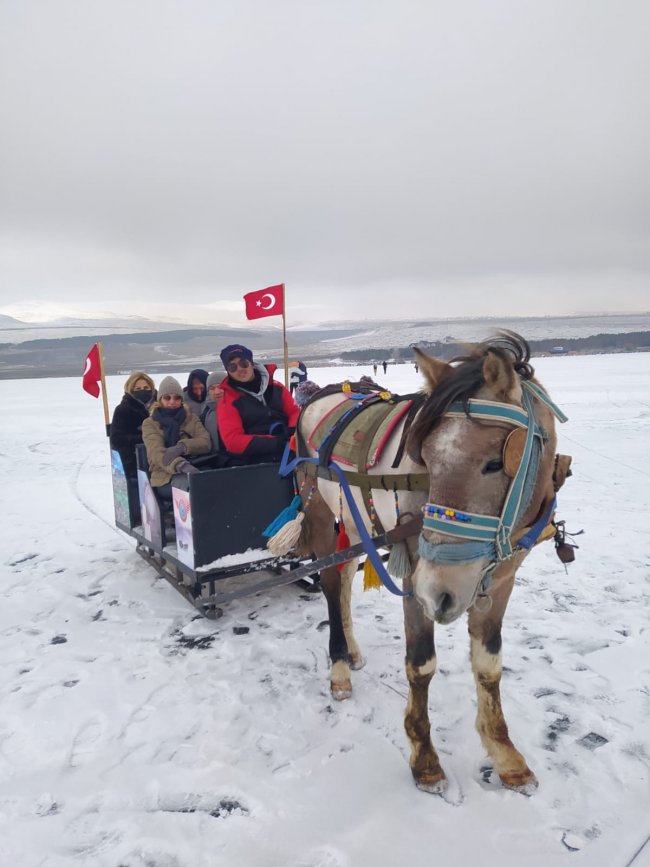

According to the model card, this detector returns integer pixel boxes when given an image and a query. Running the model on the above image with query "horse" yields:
[271,333,567,795]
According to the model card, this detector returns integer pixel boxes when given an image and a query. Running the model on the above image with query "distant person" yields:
[289,361,301,395]
[414,361,419,374]
[142,375,211,500]
[294,380,321,407]
[200,372,224,452]
[110,371,156,478]
[183,368,209,415]
[289,360,308,394]
[217,343,299,463]
[382,360,388,375]
[373,363,378,376]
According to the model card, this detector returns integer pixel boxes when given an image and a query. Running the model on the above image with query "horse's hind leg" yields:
[468,571,538,793]
[403,592,447,793]
[340,558,364,670]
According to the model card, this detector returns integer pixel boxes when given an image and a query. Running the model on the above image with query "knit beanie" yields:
[158,375,183,398]
[220,344,253,368]
[206,371,222,388]
[294,380,321,407]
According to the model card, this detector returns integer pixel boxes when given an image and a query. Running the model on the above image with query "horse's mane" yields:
[407,332,535,464]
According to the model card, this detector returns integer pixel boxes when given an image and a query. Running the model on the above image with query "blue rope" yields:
[277,443,411,597]
[515,496,557,550]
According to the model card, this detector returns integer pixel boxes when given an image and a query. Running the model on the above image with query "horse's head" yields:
[407,333,559,625]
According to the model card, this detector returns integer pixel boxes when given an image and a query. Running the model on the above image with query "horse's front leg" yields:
[403,591,447,793]
[468,569,538,793]
[319,563,353,700]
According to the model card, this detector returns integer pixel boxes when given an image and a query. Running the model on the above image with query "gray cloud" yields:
[1,0,649,322]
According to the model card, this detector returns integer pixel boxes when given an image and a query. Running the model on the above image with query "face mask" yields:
[133,389,152,404]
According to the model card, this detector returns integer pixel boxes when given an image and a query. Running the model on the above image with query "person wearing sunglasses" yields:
[141,375,211,498]
[216,343,299,463]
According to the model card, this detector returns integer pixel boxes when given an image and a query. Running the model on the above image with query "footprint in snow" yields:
[69,716,105,767]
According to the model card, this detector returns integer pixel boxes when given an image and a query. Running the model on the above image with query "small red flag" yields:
[82,344,101,398]
[244,284,284,320]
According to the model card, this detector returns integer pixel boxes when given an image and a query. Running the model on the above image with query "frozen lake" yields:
[1,352,649,866]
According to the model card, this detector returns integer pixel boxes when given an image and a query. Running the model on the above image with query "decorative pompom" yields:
[266,512,305,556]
[386,540,411,580]
[336,521,351,573]
[262,494,302,538]
[363,557,382,591]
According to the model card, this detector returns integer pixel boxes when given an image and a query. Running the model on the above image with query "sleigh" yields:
[110,445,325,618]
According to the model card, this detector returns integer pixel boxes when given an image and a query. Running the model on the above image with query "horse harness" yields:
[285,378,569,596]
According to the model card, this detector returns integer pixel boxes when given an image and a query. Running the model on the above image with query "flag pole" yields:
[282,283,289,389]
[97,340,111,437]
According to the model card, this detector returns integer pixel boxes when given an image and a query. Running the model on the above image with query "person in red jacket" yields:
[217,343,299,463]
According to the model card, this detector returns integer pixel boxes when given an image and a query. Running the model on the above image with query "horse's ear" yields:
[482,350,522,402]
[414,348,450,391]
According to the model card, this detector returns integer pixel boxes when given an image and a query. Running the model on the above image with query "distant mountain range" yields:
[1,312,649,379]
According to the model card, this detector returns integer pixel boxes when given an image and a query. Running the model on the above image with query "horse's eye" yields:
[482,459,504,474]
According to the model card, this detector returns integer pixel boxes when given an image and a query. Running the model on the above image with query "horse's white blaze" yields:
[412,556,488,624]
[425,418,465,482]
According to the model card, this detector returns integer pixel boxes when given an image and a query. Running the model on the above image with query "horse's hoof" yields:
[415,777,449,795]
[414,772,448,795]
[331,680,352,701]
[500,769,538,795]
[349,654,366,671]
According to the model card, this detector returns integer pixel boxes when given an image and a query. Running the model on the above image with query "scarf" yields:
[152,405,187,448]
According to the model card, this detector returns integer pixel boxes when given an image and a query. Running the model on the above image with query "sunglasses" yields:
[227,358,252,373]
[161,394,183,402]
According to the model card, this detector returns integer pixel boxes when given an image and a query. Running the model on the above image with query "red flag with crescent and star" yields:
[243,284,284,320]
[82,343,101,397]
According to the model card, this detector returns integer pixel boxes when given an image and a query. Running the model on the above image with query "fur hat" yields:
[158,375,183,398]
[220,343,253,368]
[124,371,155,395]
[206,371,222,388]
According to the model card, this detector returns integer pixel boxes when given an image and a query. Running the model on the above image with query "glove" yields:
[176,460,199,475]
[162,442,187,465]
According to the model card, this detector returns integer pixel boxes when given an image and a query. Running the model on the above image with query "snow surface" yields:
[1,354,649,867]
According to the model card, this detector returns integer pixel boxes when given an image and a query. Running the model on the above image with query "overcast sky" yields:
[1,0,649,326]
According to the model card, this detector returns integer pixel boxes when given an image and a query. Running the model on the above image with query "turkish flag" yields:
[244,284,284,320]
[82,344,101,397]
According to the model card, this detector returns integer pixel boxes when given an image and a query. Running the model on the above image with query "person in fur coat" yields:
[142,375,211,497]
[110,371,156,477]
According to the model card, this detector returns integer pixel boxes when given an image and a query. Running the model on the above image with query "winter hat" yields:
[124,371,155,395]
[158,375,183,398]
[206,371,222,388]
[220,343,253,368]
[294,380,321,407]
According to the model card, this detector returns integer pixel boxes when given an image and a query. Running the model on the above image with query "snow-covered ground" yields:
[1,354,649,867]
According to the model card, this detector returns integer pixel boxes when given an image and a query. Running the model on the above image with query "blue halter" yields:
[418,380,568,579]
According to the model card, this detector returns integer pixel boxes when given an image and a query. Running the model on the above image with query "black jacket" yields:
[110,393,150,476]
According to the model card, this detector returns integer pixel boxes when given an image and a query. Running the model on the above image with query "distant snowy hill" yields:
[0,312,649,379]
